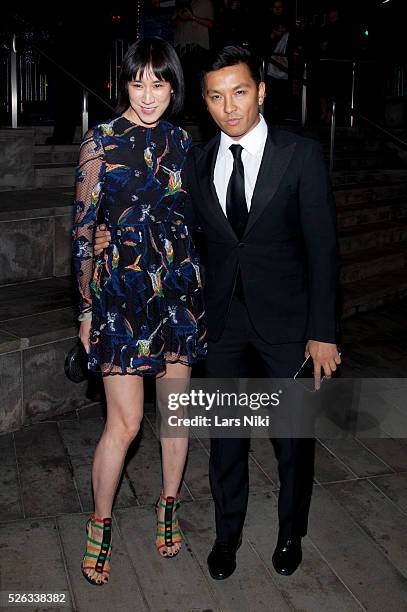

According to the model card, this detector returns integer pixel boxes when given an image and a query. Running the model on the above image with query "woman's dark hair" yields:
[116,37,184,116]
[200,45,262,92]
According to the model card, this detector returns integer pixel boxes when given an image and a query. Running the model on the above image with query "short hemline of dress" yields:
[88,351,207,378]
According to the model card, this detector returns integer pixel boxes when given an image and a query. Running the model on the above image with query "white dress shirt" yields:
[214,113,268,215]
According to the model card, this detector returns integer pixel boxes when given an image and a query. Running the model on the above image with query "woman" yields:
[72,37,206,586]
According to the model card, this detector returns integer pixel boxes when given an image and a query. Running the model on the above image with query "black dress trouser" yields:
[206,297,315,546]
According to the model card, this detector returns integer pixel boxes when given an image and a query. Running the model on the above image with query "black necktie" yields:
[226,144,248,240]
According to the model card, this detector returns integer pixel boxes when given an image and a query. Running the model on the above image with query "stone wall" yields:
[0,129,35,189]
[0,194,72,285]
[0,309,94,433]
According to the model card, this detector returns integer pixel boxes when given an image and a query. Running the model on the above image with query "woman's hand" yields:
[79,319,92,354]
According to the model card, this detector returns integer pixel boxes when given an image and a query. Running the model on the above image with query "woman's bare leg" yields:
[156,362,191,556]
[84,375,144,584]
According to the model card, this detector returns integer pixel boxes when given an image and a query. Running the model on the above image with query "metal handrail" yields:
[352,110,407,149]
[263,53,407,170]
[265,56,405,129]
[17,36,115,112]
[328,103,407,174]
[10,35,18,128]
[9,32,115,133]
[265,57,377,88]
[329,100,336,175]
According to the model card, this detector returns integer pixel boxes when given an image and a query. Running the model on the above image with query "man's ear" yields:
[258,81,266,106]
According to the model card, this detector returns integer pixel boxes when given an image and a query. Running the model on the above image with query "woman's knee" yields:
[106,409,143,445]
[115,421,141,445]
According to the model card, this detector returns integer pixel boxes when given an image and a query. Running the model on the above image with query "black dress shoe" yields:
[272,536,302,576]
[207,540,241,580]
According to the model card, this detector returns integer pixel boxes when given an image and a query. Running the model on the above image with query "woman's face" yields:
[126,67,172,127]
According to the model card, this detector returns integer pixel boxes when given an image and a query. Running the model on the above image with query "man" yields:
[174,0,215,115]
[174,0,214,53]
[94,45,340,580]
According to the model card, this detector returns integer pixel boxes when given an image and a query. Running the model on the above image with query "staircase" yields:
[322,128,407,317]
[0,185,94,434]
[0,124,406,433]
[33,127,79,188]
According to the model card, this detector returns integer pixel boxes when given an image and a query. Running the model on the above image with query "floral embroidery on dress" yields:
[72,117,206,376]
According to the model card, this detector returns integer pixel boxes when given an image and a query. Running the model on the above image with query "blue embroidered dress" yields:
[72,116,206,376]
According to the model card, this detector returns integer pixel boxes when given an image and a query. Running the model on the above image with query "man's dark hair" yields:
[200,45,262,92]
[116,37,184,116]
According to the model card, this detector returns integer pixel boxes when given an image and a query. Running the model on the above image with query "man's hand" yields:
[94,224,111,256]
[305,340,341,390]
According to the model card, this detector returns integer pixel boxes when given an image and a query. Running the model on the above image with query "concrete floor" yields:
[1,300,407,611]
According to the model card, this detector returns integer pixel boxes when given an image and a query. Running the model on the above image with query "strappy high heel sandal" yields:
[155,492,182,558]
[81,513,112,586]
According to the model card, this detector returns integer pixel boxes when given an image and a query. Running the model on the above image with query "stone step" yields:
[337,198,407,229]
[0,188,72,287]
[333,154,398,171]
[296,130,397,167]
[330,144,387,156]
[0,278,92,432]
[342,269,407,317]
[35,165,76,188]
[0,305,77,349]
[339,221,407,254]
[34,145,79,165]
[32,125,82,145]
[340,246,407,284]
[331,149,386,159]
[0,276,73,321]
[332,169,407,187]
[334,181,407,207]
[288,125,381,143]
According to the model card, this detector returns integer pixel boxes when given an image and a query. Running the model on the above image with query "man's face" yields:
[327,9,339,24]
[272,1,284,16]
[203,63,265,141]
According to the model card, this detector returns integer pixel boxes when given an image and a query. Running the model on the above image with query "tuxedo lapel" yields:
[196,136,237,241]
[244,129,296,237]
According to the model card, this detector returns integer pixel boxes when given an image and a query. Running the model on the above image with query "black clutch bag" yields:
[64,341,89,383]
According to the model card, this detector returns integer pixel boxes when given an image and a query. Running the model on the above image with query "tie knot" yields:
[229,144,243,160]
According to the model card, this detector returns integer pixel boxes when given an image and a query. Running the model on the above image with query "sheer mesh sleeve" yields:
[72,128,104,318]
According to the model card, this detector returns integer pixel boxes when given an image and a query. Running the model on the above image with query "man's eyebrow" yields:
[206,82,251,94]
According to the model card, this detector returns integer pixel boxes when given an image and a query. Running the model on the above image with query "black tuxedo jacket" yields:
[184,125,339,345]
